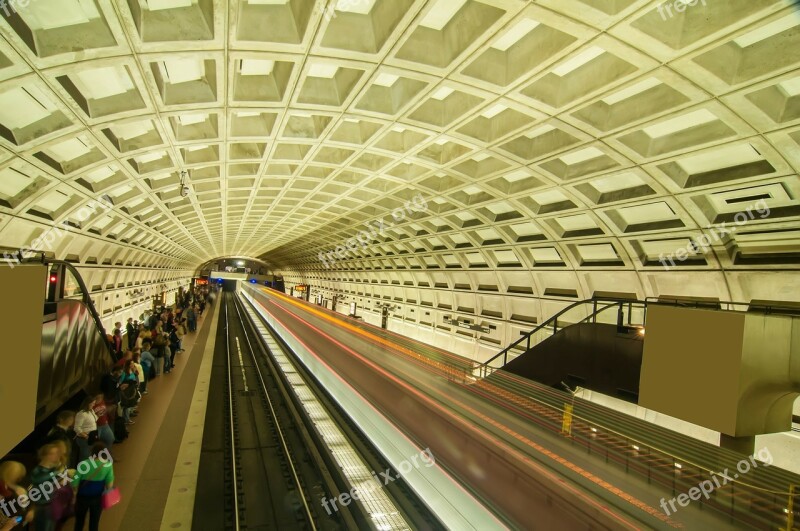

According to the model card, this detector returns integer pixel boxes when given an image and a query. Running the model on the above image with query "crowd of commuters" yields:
[0,286,213,531]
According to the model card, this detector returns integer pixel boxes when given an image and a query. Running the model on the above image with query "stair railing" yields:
[476,295,800,380]
[476,298,645,379]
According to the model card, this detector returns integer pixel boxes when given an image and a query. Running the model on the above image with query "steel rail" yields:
[231,294,318,530]
[224,301,242,530]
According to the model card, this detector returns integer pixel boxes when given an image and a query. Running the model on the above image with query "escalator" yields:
[39,260,114,420]
[1,259,113,457]
[503,320,644,401]
[478,298,646,400]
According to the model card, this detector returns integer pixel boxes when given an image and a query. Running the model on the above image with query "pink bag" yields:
[101,487,121,509]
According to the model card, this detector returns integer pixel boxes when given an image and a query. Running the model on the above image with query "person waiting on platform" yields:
[143,339,162,377]
[113,350,133,371]
[73,399,98,463]
[113,351,136,388]
[100,367,122,410]
[139,343,156,383]
[118,361,139,426]
[91,394,114,453]
[135,326,148,351]
[168,325,181,369]
[40,411,76,468]
[0,461,33,528]
[164,308,174,328]
[50,439,75,529]
[111,323,123,359]
[157,328,174,375]
[125,318,136,351]
[185,305,196,333]
[133,350,150,395]
[130,354,144,397]
[151,322,170,366]
[71,443,114,531]
[163,318,176,370]
[30,443,67,531]
[175,318,187,354]
[140,311,153,330]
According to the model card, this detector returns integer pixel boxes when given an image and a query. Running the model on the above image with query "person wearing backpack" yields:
[152,321,173,373]
[118,361,138,426]
[152,324,169,372]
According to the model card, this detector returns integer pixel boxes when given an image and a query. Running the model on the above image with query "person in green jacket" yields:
[71,443,114,531]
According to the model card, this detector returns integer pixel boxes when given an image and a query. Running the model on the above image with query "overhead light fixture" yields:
[179,170,190,198]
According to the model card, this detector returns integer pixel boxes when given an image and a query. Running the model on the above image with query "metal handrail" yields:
[643,296,800,314]
[478,298,636,378]
[583,300,622,325]
[44,259,112,351]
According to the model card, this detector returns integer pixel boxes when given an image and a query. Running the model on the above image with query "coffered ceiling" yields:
[0,0,798,277]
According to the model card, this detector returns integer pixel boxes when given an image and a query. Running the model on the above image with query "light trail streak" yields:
[257,287,681,529]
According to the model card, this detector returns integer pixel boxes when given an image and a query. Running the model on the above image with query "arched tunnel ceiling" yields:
[0,0,798,276]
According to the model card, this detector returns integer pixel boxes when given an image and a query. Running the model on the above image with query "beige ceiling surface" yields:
[0,0,798,275]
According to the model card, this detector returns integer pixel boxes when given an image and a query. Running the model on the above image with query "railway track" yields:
[209,291,443,531]
[219,292,356,530]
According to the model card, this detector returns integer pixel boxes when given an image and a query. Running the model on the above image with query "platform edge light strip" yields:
[237,290,410,530]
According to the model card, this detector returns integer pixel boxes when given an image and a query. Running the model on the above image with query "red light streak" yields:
[257,288,681,528]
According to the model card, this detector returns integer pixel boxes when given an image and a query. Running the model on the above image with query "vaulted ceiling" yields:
[0,0,798,282]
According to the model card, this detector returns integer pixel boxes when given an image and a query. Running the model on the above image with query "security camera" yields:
[180,185,190,198]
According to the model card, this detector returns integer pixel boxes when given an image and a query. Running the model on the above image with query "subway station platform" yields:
[1,2,799,529]
[62,305,218,531]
